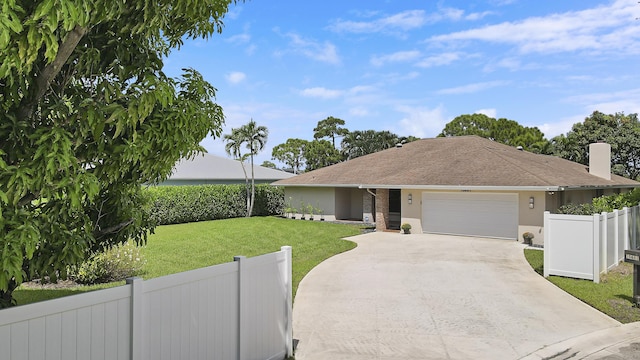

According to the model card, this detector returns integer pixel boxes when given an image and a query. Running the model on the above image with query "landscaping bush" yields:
[557,188,640,215]
[72,242,146,284]
[145,184,284,225]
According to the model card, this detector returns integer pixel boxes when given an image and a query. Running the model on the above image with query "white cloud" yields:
[475,108,497,118]
[225,71,246,84]
[370,50,421,67]
[396,105,448,138]
[225,7,242,20]
[436,80,510,95]
[429,0,640,55]
[349,107,370,117]
[245,44,257,55]
[226,33,250,44]
[299,85,380,100]
[415,52,461,68]
[279,32,341,65]
[483,57,523,72]
[328,10,428,34]
[565,88,640,115]
[465,11,494,21]
[538,116,581,138]
[300,87,344,99]
[328,7,484,35]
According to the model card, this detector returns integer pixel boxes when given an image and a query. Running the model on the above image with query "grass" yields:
[14,217,360,306]
[524,249,640,323]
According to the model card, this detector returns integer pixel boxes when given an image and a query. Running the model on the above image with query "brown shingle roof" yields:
[273,136,639,189]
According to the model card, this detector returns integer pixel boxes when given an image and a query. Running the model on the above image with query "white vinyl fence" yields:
[543,207,636,283]
[0,246,293,360]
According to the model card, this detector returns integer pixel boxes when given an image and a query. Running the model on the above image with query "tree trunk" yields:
[248,153,255,217]
[0,280,19,309]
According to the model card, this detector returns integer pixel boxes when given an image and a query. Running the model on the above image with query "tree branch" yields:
[18,25,89,121]
[94,219,135,239]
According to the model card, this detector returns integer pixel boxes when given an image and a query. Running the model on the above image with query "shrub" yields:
[558,188,640,215]
[72,242,146,284]
[145,184,284,225]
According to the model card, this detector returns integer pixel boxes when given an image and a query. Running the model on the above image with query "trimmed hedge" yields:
[145,184,284,225]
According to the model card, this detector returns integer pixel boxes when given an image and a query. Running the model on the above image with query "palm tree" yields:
[223,119,268,217]
[239,119,268,217]
[224,129,251,214]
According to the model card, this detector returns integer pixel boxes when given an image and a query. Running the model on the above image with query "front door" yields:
[388,189,401,230]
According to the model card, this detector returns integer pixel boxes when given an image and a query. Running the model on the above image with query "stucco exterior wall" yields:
[350,189,365,219]
[401,189,423,233]
[335,188,351,220]
[284,187,336,221]
[518,191,546,246]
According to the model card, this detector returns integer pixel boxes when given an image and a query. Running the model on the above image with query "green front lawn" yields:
[14,217,360,305]
[524,249,640,323]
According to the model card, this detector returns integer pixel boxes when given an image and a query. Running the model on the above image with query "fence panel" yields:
[0,247,292,360]
[242,251,290,360]
[544,213,597,280]
[618,208,628,260]
[0,286,131,360]
[606,212,617,272]
[142,262,239,360]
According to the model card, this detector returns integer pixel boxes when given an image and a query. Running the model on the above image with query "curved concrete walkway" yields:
[293,232,620,360]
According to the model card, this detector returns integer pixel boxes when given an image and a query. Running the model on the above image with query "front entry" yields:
[388,189,401,230]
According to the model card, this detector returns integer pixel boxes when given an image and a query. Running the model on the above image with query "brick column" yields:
[375,188,389,231]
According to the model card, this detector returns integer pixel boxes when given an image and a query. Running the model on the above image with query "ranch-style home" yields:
[273,136,639,244]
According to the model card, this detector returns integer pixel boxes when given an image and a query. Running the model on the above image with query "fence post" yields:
[623,207,630,251]
[614,209,619,266]
[281,246,293,357]
[543,211,550,278]
[234,256,247,360]
[593,214,601,283]
[127,277,143,360]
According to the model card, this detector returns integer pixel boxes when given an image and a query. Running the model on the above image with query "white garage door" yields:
[422,192,518,239]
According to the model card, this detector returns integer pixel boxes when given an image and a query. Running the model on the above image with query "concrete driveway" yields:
[292,232,620,360]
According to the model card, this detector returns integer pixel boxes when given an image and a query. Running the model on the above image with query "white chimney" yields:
[589,142,611,180]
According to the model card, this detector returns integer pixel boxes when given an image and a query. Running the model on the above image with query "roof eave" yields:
[274,183,365,188]
[357,184,562,191]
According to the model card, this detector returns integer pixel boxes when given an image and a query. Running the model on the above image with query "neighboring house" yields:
[273,136,639,244]
[161,153,295,185]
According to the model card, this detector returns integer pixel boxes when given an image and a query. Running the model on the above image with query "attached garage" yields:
[422,192,518,239]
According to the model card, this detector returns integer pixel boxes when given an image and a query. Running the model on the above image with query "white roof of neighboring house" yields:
[169,153,295,181]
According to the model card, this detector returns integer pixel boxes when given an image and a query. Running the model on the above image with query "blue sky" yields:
[164,0,640,166]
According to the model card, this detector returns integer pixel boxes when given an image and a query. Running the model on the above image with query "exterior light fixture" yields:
[529,196,534,209]
[408,193,413,204]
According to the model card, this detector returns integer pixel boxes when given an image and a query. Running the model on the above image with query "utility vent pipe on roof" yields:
[516,146,523,151]
[395,143,403,148]
[589,142,611,180]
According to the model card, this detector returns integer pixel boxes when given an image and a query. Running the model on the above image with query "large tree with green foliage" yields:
[0,0,238,307]
[272,138,307,174]
[341,130,402,160]
[304,139,342,171]
[551,111,640,180]
[313,116,348,148]
[439,114,550,153]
